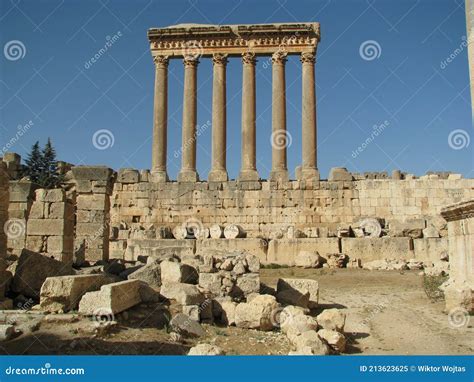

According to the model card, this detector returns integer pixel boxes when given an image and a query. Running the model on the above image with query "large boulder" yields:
[276,278,319,309]
[79,279,141,315]
[12,249,74,298]
[235,295,279,331]
[128,261,161,288]
[160,283,204,305]
[40,274,112,312]
[316,309,346,332]
[289,330,330,355]
[170,313,205,338]
[280,311,318,338]
[318,329,346,353]
[294,251,323,268]
[188,343,224,355]
[161,260,198,285]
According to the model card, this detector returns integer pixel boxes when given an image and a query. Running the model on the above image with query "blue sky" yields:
[0,0,472,180]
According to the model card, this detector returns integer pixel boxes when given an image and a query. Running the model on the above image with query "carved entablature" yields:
[148,23,320,59]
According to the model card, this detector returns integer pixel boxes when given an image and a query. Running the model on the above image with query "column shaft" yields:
[270,52,289,182]
[151,55,168,182]
[239,52,259,181]
[178,57,199,182]
[208,54,228,182]
[300,52,319,181]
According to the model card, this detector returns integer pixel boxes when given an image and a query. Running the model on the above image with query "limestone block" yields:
[160,283,204,305]
[235,273,260,296]
[196,238,267,264]
[235,295,279,331]
[289,330,330,355]
[40,274,112,312]
[188,344,224,355]
[161,260,198,284]
[317,329,346,353]
[71,166,113,182]
[128,261,161,288]
[48,202,74,220]
[0,324,15,341]
[199,272,222,295]
[29,201,45,219]
[280,313,318,338]
[78,279,141,315]
[277,278,319,309]
[12,249,74,298]
[117,168,139,184]
[316,308,346,332]
[341,238,413,262]
[47,236,74,253]
[294,251,323,268]
[413,238,448,263]
[27,219,72,236]
[328,167,352,181]
[170,313,205,338]
[182,305,200,321]
[224,224,245,239]
[25,235,46,252]
[267,238,340,265]
[8,181,38,202]
[76,194,109,211]
[35,189,65,203]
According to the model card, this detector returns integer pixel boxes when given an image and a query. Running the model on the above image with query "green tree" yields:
[23,141,42,183]
[23,138,63,188]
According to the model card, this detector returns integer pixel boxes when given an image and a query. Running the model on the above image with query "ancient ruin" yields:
[0,22,472,355]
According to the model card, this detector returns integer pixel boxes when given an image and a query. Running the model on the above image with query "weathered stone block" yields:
[78,279,141,315]
[27,219,72,236]
[341,237,413,261]
[267,238,340,265]
[160,283,204,305]
[161,260,198,284]
[35,189,65,203]
[277,278,319,308]
[76,194,109,211]
[235,295,279,331]
[117,168,140,184]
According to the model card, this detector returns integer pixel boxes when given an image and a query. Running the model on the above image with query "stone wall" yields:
[110,175,474,238]
[441,200,474,313]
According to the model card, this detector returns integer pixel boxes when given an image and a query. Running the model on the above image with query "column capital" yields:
[300,52,316,64]
[271,51,288,65]
[153,55,169,68]
[183,57,199,68]
[212,53,228,66]
[242,51,257,65]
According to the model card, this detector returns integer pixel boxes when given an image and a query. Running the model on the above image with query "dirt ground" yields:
[0,268,472,355]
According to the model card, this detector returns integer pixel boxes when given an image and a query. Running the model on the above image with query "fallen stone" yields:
[316,309,346,332]
[235,273,260,296]
[318,328,346,353]
[161,260,198,285]
[12,249,74,298]
[295,251,322,268]
[276,278,319,309]
[40,274,112,312]
[276,288,310,309]
[223,224,245,239]
[182,305,200,321]
[160,283,204,305]
[170,313,205,338]
[363,259,408,271]
[290,330,330,355]
[128,261,161,288]
[78,279,141,315]
[220,300,237,326]
[280,312,318,338]
[188,343,224,355]
[235,294,279,331]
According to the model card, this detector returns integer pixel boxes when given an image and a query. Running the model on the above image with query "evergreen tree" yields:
[39,138,62,189]
[23,141,42,183]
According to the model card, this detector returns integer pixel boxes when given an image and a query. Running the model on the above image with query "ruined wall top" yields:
[147,22,320,57]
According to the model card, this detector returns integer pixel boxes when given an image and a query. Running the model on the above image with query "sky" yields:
[0,0,473,180]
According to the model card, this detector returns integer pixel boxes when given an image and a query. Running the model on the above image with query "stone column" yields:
[299,52,320,181]
[151,55,169,182]
[178,57,199,182]
[270,51,289,182]
[208,53,228,182]
[239,52,259,181]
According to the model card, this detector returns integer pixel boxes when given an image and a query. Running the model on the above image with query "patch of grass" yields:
[422,274,448,302]
[261,263,289,269]
[214,328,228,336]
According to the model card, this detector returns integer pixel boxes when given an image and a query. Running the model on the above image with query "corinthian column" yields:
[208,53,228,182]
[270,51,289,182]
[299,51,319,181]
[151,55,169,182]
[178,57,199,182]
[239,52,259,181]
